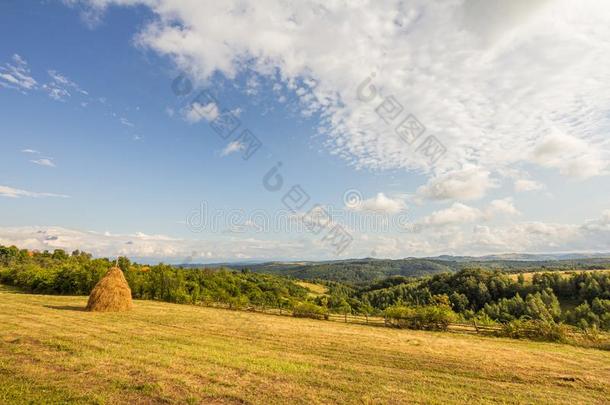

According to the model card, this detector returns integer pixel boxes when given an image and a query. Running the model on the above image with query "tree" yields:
[449,292,469,313]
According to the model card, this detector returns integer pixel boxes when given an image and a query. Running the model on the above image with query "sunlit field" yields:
[1,287,609,405]
[508,269,610,283]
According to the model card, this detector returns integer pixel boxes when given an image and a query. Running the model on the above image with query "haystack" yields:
[86,267,133,312]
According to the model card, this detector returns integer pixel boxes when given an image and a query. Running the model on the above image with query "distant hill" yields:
[430,253,610,262]
[179,255,610,284]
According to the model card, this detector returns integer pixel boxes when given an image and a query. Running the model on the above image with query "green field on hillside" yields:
[1,287,609,404]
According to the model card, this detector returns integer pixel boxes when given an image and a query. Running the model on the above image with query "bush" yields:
[384,305,456,331]
[292,302,329,320]
[498,319,569,342]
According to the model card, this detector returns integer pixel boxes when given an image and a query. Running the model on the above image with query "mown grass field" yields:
[508,269,610,283]
[1,287,609,404]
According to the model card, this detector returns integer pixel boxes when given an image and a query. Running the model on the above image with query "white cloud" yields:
[31,158,56,168]
[514,178,544,192]
[0,225,311,262]
[1,209,609,260]
[416,167,495,201]
[42,69,87,101]
[220,141,244,157]
[71,0,610,182]
[531,132,608,179]
[354,208,610,258]
[120,117,134,127]
[1,55,90,104]
[411,198,519,230]
[0,185,69,199]
[184,101,219,123]
[485,198,520,217]
[417,202,482,228]
[0,54,37,91]
[348,192,406,214]
[21,149,40,154]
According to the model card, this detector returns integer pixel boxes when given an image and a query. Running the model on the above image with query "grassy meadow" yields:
[1,287,610,404]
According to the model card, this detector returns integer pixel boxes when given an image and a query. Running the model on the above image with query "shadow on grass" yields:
[44,305,87,312]
[0,285,30,294]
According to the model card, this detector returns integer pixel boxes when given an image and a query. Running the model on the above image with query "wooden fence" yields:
[196,302,610,345]
[197,301,504,335]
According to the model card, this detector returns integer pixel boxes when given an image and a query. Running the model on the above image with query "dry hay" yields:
[86,267,133,312]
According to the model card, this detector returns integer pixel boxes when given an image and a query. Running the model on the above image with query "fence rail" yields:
[193,302,609,344]
[196,301,504,335]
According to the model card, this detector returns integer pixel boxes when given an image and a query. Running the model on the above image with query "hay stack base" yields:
[86,267,133,312]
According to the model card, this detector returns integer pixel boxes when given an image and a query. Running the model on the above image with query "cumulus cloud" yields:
[184,101,219,123]
[486,198,520,217]
[417,203,482,228]
[411,198,519,230]
[530,132,608,179]
[348,192,406,214]
[514,178,544,192]
[0,185,69,199]
[416,167,495,201]
[67,0,610,181]
[1,207,609,260]
[0,226,312,262]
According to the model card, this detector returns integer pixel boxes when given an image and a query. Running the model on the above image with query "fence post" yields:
[473,320,479,334]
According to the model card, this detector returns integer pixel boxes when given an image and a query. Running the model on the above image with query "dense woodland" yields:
[1,245,609,334]
[237,257,610,283]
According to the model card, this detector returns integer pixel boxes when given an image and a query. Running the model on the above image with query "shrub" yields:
[384,305,456,331]
[292,302,329,320]
[498,319,569,342]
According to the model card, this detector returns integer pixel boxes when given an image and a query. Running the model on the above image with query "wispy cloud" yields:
[220,141,244,157]
[43,69,87,101]
[0,54,37,91]
[0,185,69,199]
[120,117,134,127]
[31,158,56,168]
[21,149,40,154]
[1,54,89,104]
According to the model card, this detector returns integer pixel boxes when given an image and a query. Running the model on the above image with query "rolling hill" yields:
[185,256,610,284]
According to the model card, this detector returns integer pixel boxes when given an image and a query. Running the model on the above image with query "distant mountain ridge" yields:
[180,252,610,268]
[178,254,610,284]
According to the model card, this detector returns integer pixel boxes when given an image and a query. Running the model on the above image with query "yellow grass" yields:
[1,287,609,404]
[295,281,328,296]
[508,269,610,282]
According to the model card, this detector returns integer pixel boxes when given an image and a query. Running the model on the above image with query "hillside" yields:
[1,287,609,404]
[226,257,610,284]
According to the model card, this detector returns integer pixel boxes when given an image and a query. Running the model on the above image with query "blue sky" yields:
[1,1,609,262]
